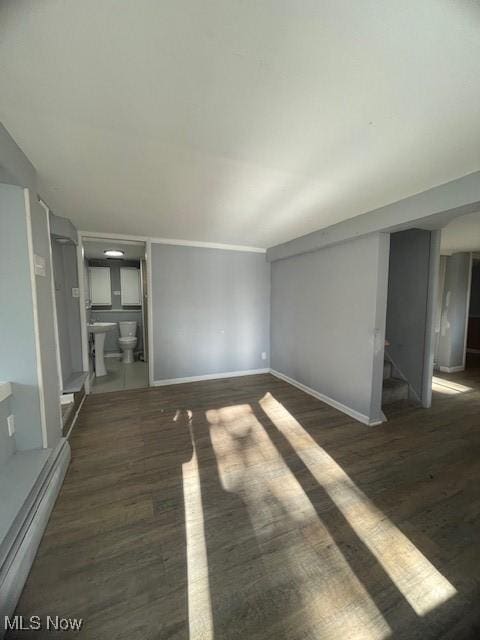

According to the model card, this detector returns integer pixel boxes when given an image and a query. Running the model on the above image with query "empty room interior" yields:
[0,2,479,639]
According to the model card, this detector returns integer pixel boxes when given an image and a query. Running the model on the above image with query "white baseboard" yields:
[439,365,465,373]
[0,440,70,636]
[60,393,74,405]
[152,367,383,426]
[65,393,86,440]
[269,369,383,426]
[152,368,270,386]
[104,352,142,359]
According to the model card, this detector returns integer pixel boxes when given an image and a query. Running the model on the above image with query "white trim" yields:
[42,201,64,395]
[104,352,122,358]
[77,239,91,394]
[140,257,147,365]
[24,189,48,448]
[80,231,148,242]
[80,236,145,247]
[90,308,142,313]
[146,240,154,387]
[79,230,266,254]
[439,365,465,373]
[462,253,473,370]
[152,369,270,386]
[65,393,86,440]
[0,382,12,403]
[60,393,74,405]
[421,230,441,409]
[270,369,383,426]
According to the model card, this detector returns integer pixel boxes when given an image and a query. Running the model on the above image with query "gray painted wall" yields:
[0,395,15,469]
[0,167,13,183]
[151,245,270,381]
[49,212,78,245]
[0,123,36,191]
[52,240,73,382]
[0,184,43,450]
[271,233,389,423]
[385,229,432,402]
[62,244,83,373]
[437,252,472,369]
[434,256,448,364]
[51,241,83,385]
[28,192,62,449]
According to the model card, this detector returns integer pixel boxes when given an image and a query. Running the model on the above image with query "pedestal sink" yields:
[88,322,116,377]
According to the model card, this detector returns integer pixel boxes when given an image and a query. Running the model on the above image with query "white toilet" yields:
[118,321,137,364]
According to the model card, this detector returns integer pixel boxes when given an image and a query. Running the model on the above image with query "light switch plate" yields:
[72,287,80,298]
[7,414,15,437]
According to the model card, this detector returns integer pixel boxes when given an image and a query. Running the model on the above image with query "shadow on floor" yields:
[7,372,480,639]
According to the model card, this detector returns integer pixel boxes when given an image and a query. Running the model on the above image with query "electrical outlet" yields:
[261,352,267,360]
[7,414,15,437]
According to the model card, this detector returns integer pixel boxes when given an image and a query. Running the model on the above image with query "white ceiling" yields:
[440,212,480,255]
[1,1,480,249]
[83,239,145,260]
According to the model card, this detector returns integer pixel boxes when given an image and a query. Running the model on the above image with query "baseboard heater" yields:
[0,439,70,638]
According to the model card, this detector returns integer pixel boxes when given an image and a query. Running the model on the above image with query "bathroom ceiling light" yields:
[104,249,124,257]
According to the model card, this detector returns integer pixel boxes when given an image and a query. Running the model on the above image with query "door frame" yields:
[421,230,441,408]
[461,253,474,370]
[77,231,154,392]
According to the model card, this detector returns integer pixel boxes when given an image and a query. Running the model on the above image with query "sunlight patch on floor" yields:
[206,404,392,640]
[182,411,214,640]
[259,392,457,617]
[432,376,472,395]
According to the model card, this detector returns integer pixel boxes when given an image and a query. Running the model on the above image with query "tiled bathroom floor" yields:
[91,358,148,394]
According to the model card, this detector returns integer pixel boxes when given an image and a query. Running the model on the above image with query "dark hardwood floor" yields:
[8,369,480,639]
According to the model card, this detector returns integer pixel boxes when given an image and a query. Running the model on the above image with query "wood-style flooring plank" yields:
[7,369,480,639]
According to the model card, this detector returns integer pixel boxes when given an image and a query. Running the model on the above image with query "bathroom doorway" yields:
[80,236,149,394]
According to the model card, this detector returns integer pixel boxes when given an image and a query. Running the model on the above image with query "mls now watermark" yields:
[4,615,83,632]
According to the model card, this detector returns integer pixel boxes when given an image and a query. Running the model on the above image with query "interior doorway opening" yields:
[466,257,480,369]
[382,228,438,411]
[434,211,480,376]
[80,236,150,394]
